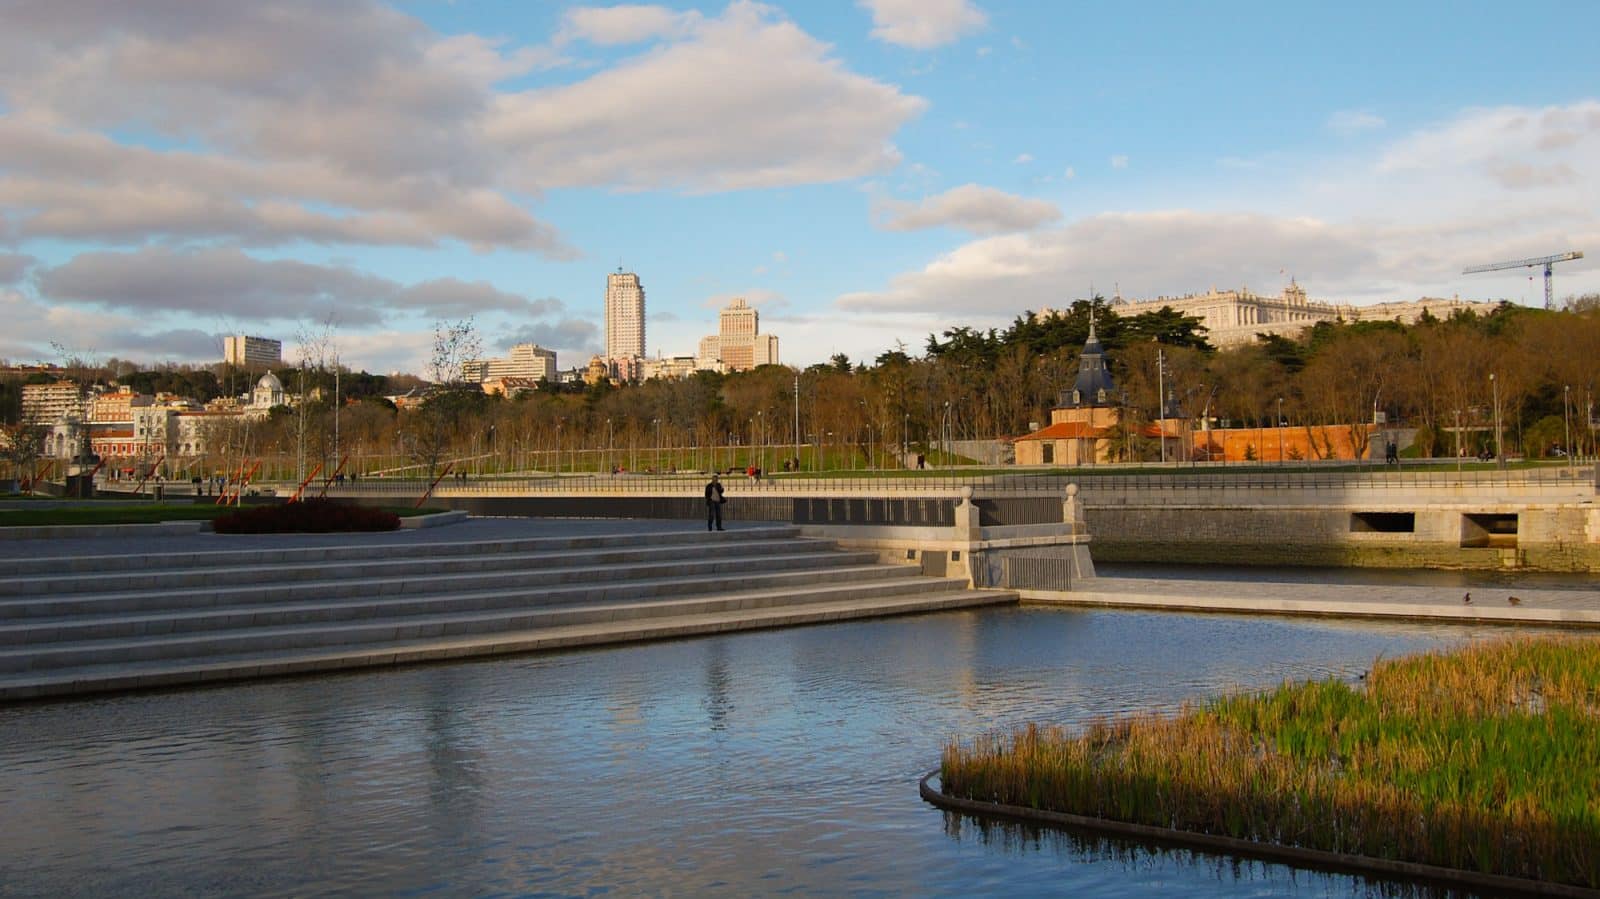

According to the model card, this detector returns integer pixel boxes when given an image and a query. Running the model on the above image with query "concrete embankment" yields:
[1030,576,1600,627]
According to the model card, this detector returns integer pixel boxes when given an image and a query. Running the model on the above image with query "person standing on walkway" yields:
[705,473,726,531]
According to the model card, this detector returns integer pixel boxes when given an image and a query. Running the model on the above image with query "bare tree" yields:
[407,318,484,477]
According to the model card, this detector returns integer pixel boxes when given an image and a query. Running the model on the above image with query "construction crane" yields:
[1463,251,1583,310]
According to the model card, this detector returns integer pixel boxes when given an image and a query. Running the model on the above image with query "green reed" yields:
[941,636,1600,887]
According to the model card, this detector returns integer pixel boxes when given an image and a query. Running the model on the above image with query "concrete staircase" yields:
[0,526,1015,701]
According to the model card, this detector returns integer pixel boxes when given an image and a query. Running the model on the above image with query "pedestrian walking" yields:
[705,474,726,531]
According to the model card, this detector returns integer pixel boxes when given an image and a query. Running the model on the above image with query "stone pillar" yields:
[953,485,981,587]
[954,485,981,539]
[1062,482,1083,534]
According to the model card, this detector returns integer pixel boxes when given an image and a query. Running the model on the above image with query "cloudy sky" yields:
[2,0,1598,375]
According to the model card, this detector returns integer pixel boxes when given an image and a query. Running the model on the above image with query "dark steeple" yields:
[1060,305,1117,408]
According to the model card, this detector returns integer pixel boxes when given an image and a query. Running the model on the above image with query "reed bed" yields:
[940,636,1600,887]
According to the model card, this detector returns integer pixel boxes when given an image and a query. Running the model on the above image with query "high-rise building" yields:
[223,335,283,368]
[701,297,779,372]
[606,269,646,368]
[464,343,558,383]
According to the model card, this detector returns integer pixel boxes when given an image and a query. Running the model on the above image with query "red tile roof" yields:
[1015,421,1110,441]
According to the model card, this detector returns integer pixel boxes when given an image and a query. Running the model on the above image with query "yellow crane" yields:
[1463,251,1583,310]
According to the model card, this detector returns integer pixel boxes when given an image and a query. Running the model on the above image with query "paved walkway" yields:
[1039,575,1600,627]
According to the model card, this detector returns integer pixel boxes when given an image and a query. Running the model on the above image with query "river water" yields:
[0,605,1563,897]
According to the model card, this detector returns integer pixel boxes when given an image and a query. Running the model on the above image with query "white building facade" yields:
[224,335,283,368]
[606,270,646,373]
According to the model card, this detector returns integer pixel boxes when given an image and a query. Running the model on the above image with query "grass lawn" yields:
[0,503,444,527]
[941,636,1600,888]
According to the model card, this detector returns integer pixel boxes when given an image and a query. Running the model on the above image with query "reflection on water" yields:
[0,608,1538,897]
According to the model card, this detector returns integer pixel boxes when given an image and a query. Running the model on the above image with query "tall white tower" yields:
[606,269,645,364]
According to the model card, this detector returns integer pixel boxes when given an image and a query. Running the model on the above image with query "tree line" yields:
[5,296,1599,479]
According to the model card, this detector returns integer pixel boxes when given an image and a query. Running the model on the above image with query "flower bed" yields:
[213,499,401,533]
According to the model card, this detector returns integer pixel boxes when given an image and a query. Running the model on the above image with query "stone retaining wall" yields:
[1087,505,1600,571]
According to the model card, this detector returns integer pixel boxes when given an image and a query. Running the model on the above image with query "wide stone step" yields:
[0,543,854,608]
[0,550,882,620]
[0,532,819,595]
[0,576,975,673]
[0,526,804,579]
[0,562,917,643]
[0,587,1018,701]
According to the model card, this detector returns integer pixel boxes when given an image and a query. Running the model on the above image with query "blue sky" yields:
[2,0,1598,375]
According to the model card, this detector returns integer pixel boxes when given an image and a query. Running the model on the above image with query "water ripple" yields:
[0,606,1545,897]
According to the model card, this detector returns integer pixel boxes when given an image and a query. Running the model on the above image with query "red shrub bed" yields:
[213,499,401,534]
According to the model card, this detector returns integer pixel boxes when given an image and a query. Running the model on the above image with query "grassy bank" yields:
[0,503,441,527]
[941,637,1600,888]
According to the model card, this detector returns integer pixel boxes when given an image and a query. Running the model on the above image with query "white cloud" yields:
[875,184,1061,235]
[1013,153,1034,164]
[861,0,987,49]
[1110,154,1129,169]
[837,100,1600,329]
[0,1,928,255]
[0,253,35,285]
[490,2,926,191]
[34,247,560,327]
[1326,109,1386,137]
[557,5,702,46]
[842,211,1378,316]
[1063,166,1076,180]
[0,1,575,255]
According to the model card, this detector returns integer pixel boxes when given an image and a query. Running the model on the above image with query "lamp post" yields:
[1277,396,1284,464]
[606,417,613,474]
[942,401,952,464]
[1490,372,1503,469]
[1156,345,1167,465]
[1454,408,1462,473]
[1372,386,1383,466]
[1563,385,1572,476]
[792,371,800,474]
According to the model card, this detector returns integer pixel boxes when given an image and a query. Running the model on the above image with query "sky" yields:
[2,0,1599,377]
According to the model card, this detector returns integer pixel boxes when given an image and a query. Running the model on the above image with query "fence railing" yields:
[303,464,1593,499]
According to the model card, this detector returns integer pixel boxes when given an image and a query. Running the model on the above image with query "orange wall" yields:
[1192,424,1375,462]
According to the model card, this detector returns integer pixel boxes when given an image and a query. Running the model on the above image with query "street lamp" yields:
[652,418,660,473]
[1454,408,1462,473]
[1276,397,1284,463]
[1490,373,1503,469]
[1372,385,1383,465]
[1564,385,1572,475]
[942,401,952,464]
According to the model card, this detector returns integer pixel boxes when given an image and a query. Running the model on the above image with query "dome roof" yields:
[256,371,283,390]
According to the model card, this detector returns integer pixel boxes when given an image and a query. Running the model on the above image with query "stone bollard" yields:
[954,485,981,538]
[1063,482,1082,533]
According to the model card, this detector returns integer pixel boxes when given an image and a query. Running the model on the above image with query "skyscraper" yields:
[606,269,645,367]
[701,297,779,372]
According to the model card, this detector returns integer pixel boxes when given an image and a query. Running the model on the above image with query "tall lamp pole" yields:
[1157,345,1167,465]
[1564,385,1572,476]
[1277,396,1284,463]
[1491,373,1503,469]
